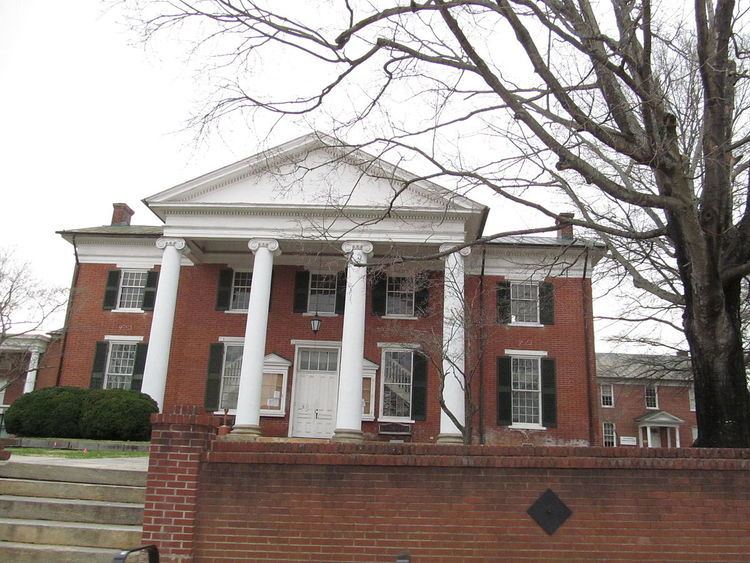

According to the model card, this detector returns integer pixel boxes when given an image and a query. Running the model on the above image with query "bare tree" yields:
[0,249,67,393]
[131,0,750,446]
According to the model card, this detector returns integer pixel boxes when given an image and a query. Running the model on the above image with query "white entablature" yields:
[144,133,488,246]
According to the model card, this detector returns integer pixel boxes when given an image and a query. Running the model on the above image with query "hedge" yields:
[4,387,158,441]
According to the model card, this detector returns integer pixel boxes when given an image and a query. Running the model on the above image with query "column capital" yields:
[439,243,471,257]
[156,237,187,252]
[342,240,373,257]
[248,238,281,256]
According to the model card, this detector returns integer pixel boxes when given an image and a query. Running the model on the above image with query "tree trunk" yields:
[684,277,750,447]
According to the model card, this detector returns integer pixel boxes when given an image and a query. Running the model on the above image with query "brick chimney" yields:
[111,203,135,226]
[556,212,575,239]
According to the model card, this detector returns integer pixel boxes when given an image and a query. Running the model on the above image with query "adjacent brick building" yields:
[49,133,606,446]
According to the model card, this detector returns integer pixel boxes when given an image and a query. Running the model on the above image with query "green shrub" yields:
[80,389,158,441]
[4,387,158,441]
[5,387,87,438]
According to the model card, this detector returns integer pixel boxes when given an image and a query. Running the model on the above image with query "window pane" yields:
[260,372,284,412]
[309,274,337,313]
[362,377,372,417]
[645,385,657,408]
[510,282,539,323]
[382,351,412,418]
[298,348,338,372]
[601,384,613,407]
[511,357,540,424]
[220,346,243,410]
[106,343,137,389]
[386,276,415,316]
[118,271,147,309]
[231,272,252,310]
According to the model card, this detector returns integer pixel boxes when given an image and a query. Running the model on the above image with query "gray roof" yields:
[57,225,163,238]
[488,235,605,249]
[597,353,692,382]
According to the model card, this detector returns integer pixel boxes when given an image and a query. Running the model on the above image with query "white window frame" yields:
[114,269,148,312]
[385,276,416,319]
[379,347,416,423]
[228,270,252,312]
[508,354,545,429]
[509,281,542,326]
[645,384,659,409]
[688,384,696,411]
[603,421,616,447]
[103,340,139,390]
[361,365,377,421]
[215,340,289,417]
[600,383,614,408]
[307,272,338,315]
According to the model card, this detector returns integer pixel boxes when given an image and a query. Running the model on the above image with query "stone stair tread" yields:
[0,494,144,509]
[0,540,119,554]
[0,476,143,491]
[0,516,142,531]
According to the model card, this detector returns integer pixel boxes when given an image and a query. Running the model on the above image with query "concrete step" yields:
[0,477,145,503]
[0,495,144,526]
[0,540,120,563]
[0,517,141,549]
[0,462,146,487]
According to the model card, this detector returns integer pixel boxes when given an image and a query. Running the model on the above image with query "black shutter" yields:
[371,273,387,316]
[411,351,428,421]
[497,281,511,324]
[541,358,557,428]
[204,343,225,411]
[103,270,121,310]
[141,271,159,311]
[335,271,347,314]
[90,341,108,389]
[539,282,555,325]
[293,271,310,313]
[216,269,234,311]
[130,343,148,392]
[497,357,512,425]
[414,273,430,317]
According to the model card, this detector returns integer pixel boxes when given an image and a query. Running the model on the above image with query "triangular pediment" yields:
[145,133,486,217]
[635,410,684,426]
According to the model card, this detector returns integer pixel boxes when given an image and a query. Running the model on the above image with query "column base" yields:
[436,433,464,444]
[223,424,261,441]
[332,429,364,443]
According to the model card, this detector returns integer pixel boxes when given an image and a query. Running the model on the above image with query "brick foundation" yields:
[143,408,750,562]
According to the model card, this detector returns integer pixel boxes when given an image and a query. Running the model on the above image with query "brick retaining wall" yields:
[143,408,750,562]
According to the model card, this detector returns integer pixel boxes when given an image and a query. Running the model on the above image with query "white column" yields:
[333,241,373,442]
[231,239,280,437]
[22,349,42,394]
[675,428,681,448]
[437,243,471,443]
[646,426,653,448]
[141,237,186,410]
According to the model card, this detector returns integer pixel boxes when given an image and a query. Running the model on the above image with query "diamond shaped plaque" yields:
[527,489,571,535]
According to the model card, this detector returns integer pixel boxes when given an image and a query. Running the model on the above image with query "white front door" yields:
[292,347,339,438]
[649,427,662,447]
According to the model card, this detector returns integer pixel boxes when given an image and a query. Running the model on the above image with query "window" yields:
[691,426,698,442]
[511,357,542,425]
[211,344,289,416]
[91,339,146,391]
[689,385,696,411]
[510,282,539,324]
[308,274,338,314]
[379,348,427,421]
[645,384,658,409]
[603,421,616,447]
[298,348,338,371]
[386,276,415,317]
[600,383,614,407]
[118,270,148,309]
[230,271,252,311]
[104,269,158,311]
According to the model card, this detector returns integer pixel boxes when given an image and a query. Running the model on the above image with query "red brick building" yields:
[596,352,696,448]
[51,133,605,446]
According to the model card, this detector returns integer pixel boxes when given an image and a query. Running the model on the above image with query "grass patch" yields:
[7,447,149,459]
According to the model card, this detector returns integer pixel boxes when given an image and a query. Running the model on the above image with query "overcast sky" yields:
[0,1,679,351]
